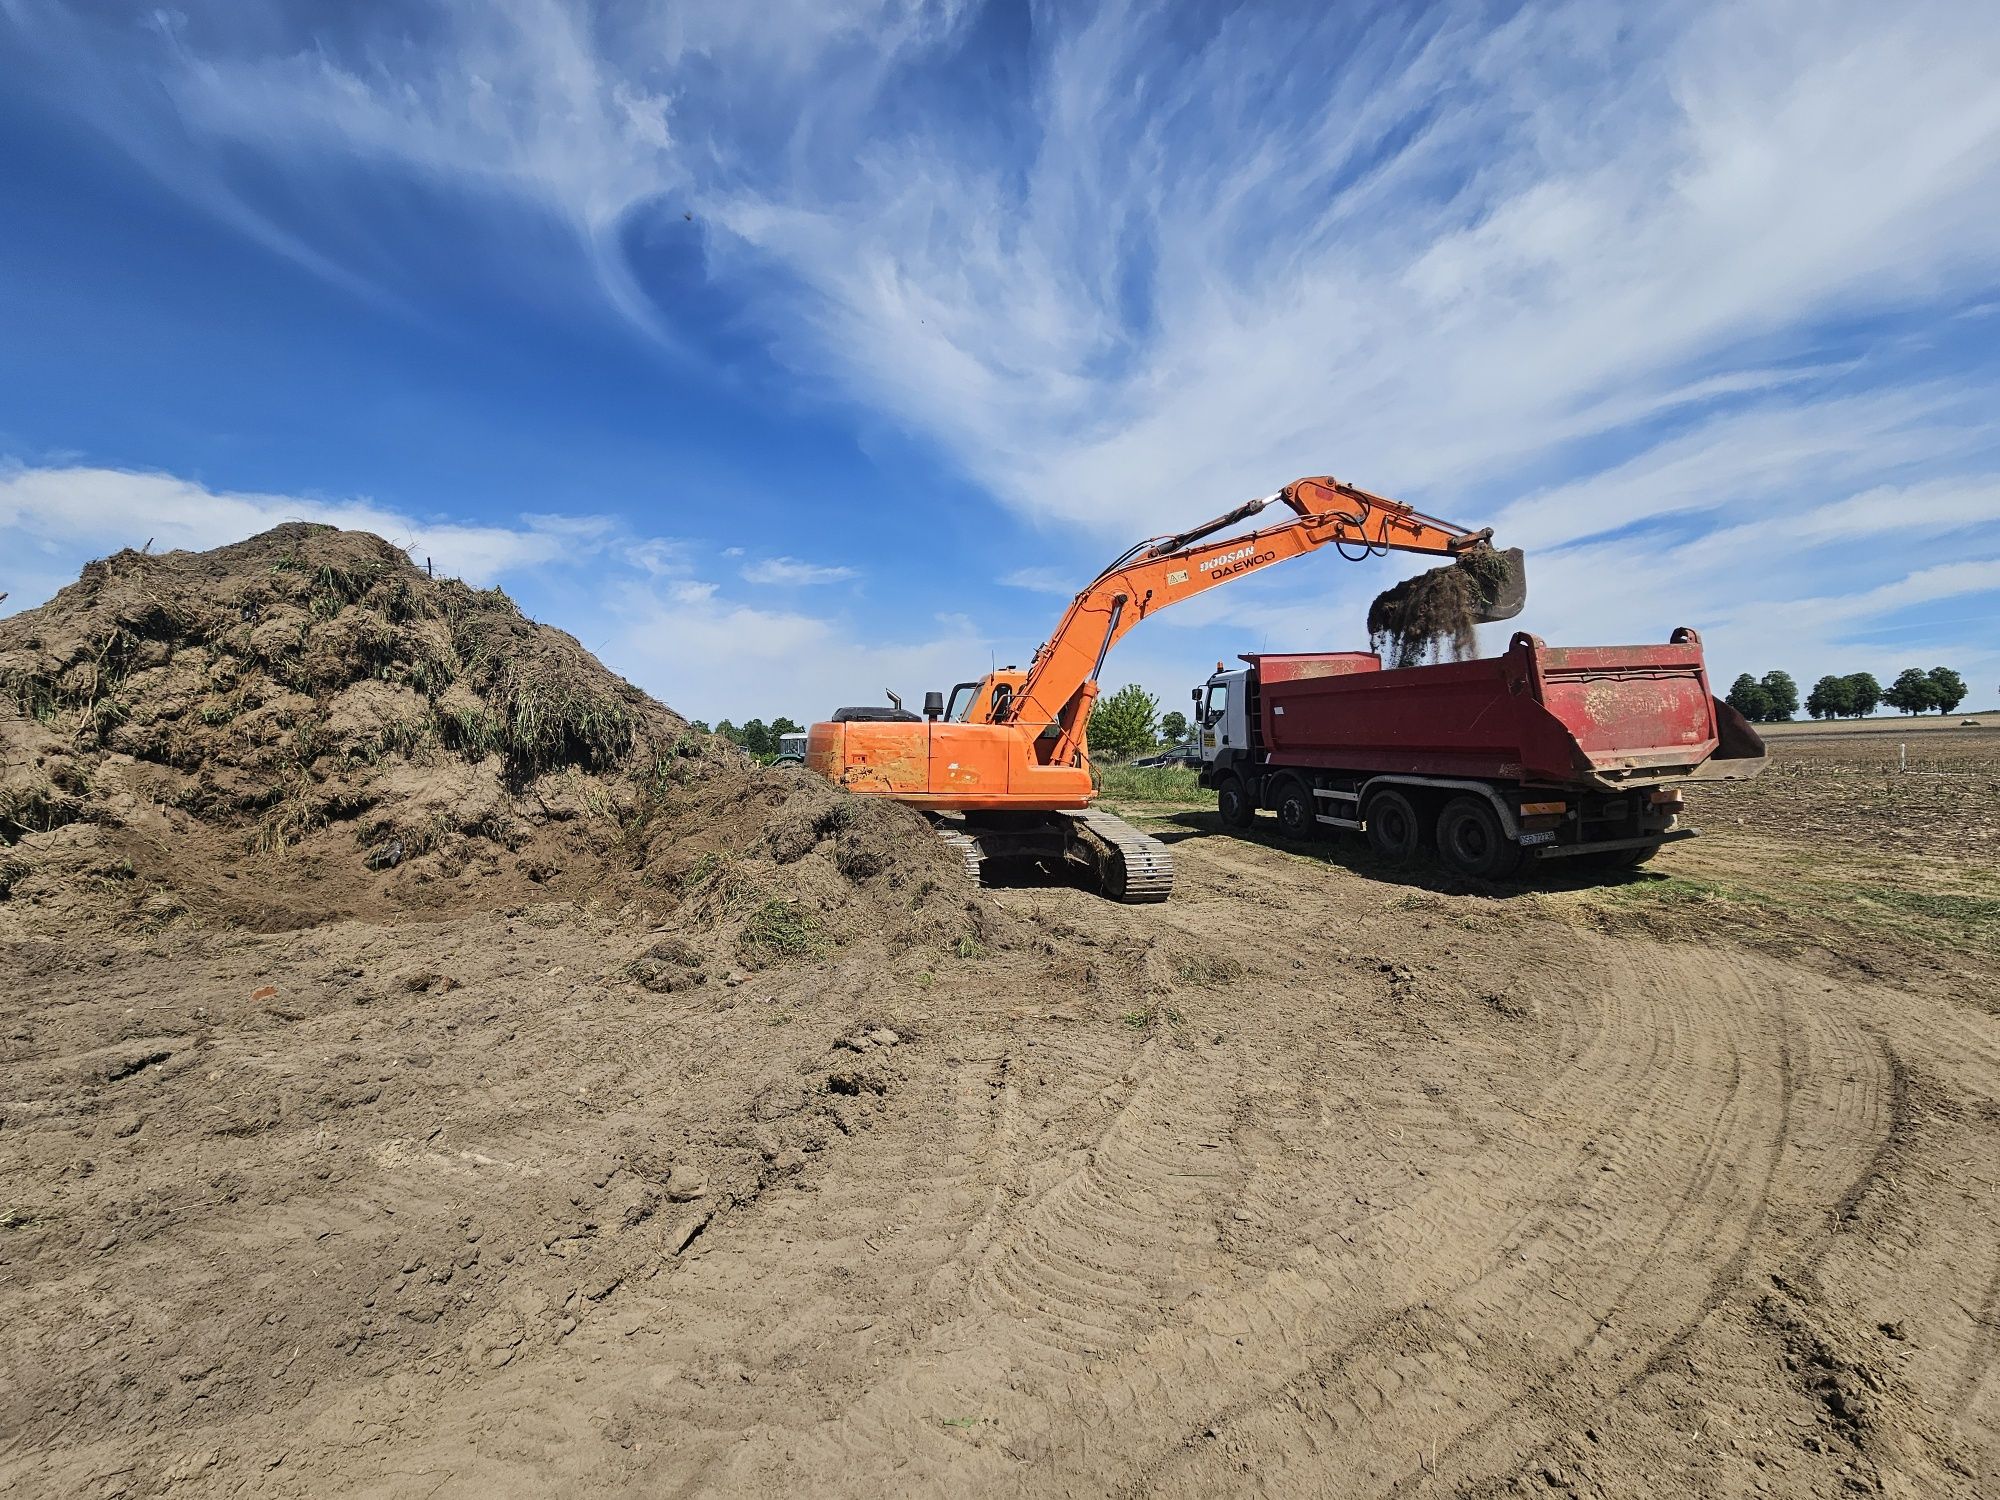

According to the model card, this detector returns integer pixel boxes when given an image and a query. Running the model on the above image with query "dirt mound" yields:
[0,524,988,958]
[1366,544,1518,667]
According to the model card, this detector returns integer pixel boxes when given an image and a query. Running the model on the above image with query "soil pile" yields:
[1366,544,1519,667]
[0,524,988,958]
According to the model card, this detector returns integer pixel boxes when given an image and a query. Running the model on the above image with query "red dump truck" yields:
[1192,628,1766,877]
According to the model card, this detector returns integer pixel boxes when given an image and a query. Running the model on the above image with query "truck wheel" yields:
[1436,795,1524,880]
[1274,777,1320,841]
[1216,776,1255,830]
[1363,789,1424,865]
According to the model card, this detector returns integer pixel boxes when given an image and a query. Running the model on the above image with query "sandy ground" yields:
[4,733,1997,1498]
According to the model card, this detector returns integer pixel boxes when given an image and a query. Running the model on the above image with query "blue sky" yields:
[2,0,1996,722]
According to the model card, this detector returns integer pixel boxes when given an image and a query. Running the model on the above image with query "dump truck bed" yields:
[1251,630,1765,790]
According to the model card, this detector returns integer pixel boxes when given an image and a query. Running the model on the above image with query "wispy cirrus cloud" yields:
[741,556,857,587]
[3,0,1996,702]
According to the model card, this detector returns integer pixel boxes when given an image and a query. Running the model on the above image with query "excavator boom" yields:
[1004,477,1523,771]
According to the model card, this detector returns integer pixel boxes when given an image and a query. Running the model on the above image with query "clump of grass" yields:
[1120,1002,1183,1029]
[954,934,987,961]
[678,851,726,892]
[1605,873,1733,907]
[1855,887,2000,924]
[737,898,824,966]
[1172,953,1242,987]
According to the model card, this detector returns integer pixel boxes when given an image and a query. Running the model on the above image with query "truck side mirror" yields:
[923,690,944,720]
[1192,687,1203,703]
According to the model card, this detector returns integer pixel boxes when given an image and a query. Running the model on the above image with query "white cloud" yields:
[6,2,1998,712]
[1000,567,1076,595]
[0,463,591,585]
[740,556,857,586]
[599,579,986,723]
[0,461,988,722]
[17,3,2000,536]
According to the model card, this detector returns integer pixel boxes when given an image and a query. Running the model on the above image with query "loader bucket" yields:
[1468,546,1527,623]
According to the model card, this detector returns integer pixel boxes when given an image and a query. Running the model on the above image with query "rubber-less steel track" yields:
[932,809,1174,902]
[1067,807,1174,903]
[933,824,989,884]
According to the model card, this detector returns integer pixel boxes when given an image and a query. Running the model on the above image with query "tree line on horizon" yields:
[686,715,804,761]
[1726,666,1970,723]
[700,662,1974,758]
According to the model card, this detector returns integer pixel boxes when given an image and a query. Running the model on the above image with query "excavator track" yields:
[1067,807,1174,904]
[929,810,1173,902]
[933,824,990,885]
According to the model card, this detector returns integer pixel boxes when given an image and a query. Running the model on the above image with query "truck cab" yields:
[1194,667,1252,766]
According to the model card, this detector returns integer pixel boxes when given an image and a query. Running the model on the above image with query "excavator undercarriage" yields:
[933,808,1174,903]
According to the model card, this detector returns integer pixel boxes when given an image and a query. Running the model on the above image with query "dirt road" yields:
[7,754,1997,1499]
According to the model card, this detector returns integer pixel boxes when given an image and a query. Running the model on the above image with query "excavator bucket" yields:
[1469,546,1527,623]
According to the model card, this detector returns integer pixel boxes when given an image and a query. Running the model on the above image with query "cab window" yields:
[946,681,982,722]
[1203,682,1228,730]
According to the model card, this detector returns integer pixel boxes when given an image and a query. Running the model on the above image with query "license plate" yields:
[1519,830,1557,846]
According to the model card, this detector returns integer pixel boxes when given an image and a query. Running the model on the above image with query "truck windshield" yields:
[946,682,982,722]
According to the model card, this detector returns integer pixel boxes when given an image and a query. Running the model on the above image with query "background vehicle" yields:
[1128,741,1202,769]
[808,475,1524,901]
[1195,629,1766,876]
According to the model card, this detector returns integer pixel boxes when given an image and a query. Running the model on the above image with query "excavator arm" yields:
[1003,477,1522,764]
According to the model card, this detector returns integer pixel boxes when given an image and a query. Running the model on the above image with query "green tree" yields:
[737,718,774,757]
[1088,683,1159,761]
[714,718,739,743]
[1726,673,1773,722]
[1926,666,1968,715]
[1758,670,1799,721]
[1884,668,1937,715]
[1160,709,1190,744]
[770,716,803,738]
[1805,675,1853,720]
[1843,672,1881,717]
[688,719,712,734]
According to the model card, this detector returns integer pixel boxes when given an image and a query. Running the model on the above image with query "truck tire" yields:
[1274,776,1320,842]
[1364,788,1424,865]
[1216,776,1255,830]
[1436,795,1524,880]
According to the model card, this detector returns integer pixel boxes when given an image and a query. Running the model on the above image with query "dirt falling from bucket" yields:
[1367,545,1513,668]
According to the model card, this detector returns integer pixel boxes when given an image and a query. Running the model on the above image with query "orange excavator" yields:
[805,476,1524,901]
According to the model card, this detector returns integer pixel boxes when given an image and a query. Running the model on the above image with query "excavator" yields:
[804,475,1525,902]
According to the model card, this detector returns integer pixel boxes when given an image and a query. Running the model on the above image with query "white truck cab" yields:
[1193,667,1251,766]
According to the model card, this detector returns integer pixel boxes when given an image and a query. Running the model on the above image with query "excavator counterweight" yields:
[806,475,1522,902]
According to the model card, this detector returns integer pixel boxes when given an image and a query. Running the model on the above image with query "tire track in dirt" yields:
[667,1024,1253,1495]
[100,821,1982,1500]
[1085,937,1817,1499]
[659,830,1998,1500]
[660,838,1825,1498]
